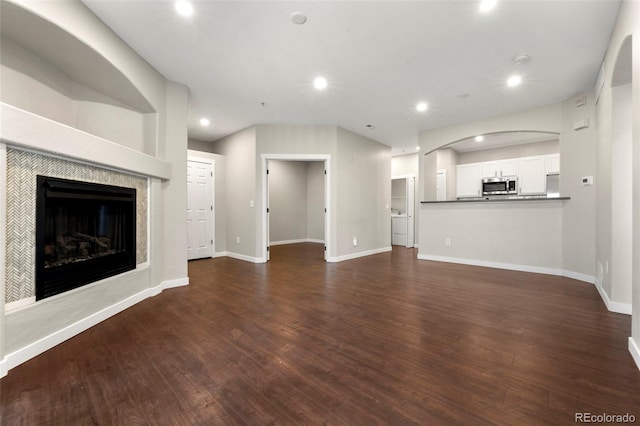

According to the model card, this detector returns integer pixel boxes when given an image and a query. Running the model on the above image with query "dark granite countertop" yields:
[421,196,570,204]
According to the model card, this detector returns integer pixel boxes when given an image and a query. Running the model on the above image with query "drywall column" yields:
[561,93,597,284]
[160,81,189,285]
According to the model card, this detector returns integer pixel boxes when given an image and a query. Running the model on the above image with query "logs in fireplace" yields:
[35,176,136,300]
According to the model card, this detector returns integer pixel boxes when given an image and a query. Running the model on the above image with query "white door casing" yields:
[262,154,331,262]
[407,176,415,247]
[187,159,214,260]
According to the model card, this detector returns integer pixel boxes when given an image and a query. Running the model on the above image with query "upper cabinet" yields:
[456,163,482,198]
[481,159,517,178]
[456,153,559,198]
[518,156,547,195]
[545,153,560,174]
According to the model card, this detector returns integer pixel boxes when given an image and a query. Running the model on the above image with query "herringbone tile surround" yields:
[5,148,147,304]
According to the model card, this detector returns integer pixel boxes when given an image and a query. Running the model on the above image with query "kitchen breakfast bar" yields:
[418,197,571,276]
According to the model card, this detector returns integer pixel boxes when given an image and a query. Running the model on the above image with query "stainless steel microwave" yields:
[482,176,518,196]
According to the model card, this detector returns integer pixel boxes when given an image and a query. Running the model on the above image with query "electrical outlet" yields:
[445,238,451,246]
[605,261,609,274]
[236,236,240,244]
[353,237,358,247]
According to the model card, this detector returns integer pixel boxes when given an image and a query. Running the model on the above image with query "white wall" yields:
[560,92,597,284]
[419,201,564,272]
[336,127,391,258]
[211,126,257,260]
[457,139,559,164]
[392,153,418,177]
[611,83,632,304]
[436,148,458,200]
[255,124,338,260]
[268,160,309,243]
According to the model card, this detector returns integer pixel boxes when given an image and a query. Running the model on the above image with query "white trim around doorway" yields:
[261,154,331,263]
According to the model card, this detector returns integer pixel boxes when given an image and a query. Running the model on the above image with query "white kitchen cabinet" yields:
[545,153,560,174]
[481,159,517,178]
[518,156,547,195]
[456,163,482,198]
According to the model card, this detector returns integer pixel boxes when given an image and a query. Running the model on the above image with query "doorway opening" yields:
[261,154,331,262]
[391,175,415,248]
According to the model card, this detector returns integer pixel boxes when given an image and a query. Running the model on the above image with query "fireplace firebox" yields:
[35,176,136,300]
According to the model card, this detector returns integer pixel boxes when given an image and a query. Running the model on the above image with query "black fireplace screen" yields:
[36,176,136,300]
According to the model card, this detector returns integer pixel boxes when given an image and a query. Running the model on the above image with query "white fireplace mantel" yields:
[0,103,171,180]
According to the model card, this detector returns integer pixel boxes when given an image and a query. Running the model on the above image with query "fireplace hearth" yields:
[35,176,136,300]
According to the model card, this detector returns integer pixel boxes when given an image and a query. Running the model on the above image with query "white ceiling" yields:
[82,0,620,155]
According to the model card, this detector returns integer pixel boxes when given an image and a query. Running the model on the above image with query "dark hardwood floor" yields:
[2,243,639,425]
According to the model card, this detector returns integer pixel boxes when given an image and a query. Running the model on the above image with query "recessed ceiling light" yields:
[199,118,210,127]
[475,135,484,142]
[479,0,497,13]
[175,0,194,17]
[507,75,523,87]
[416,146,421,151]
[313,76,328,90]
[291,11,307,25]
[416,102,428,112]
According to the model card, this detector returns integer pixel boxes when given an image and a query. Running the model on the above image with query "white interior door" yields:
[187,160,214,260]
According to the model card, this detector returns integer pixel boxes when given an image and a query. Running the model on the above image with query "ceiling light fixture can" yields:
[313,76,328,90]
[175,0,194,17]
[199,118,210,127]
[475,135,484,142]
[507,75,522,87]
[479,0,498,13]
[416,102,428,112]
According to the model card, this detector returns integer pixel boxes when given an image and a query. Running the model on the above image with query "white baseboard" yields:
[327,246,392,263]
[417,254,564,277]
[0,357,7,378]
[225,252,263,263]
[562,270,595,284]
[213,251,227,258]
[270,239,324,246]
[629,337,640,371]
[162,277,189,290]
[1,277,188,377]
[418,254,632,315]
[594,278,632,315]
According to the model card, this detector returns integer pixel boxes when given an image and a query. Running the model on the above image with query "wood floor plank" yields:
[2,243,639,425]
